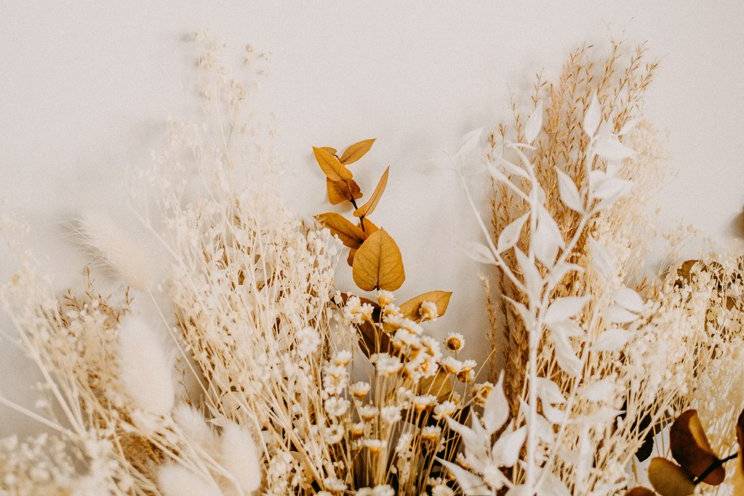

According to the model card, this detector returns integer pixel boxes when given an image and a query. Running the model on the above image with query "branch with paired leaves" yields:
[311,138,453,354]
[627,408,744,496]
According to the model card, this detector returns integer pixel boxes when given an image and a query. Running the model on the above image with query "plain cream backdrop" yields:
[1,1,742,435]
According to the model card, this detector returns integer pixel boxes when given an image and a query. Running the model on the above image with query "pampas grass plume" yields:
[118,313,174,416]
[220,421,261,493]
[78,211,155,290]
[158,464,223,496]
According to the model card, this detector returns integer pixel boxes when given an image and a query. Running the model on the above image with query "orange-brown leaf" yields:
[648,458,695,496]
[361,217,379,234]
[347,248,356,266]
[352,229,405,291]
[353,167,389,218]
[321,146,337,155]
[670,409,724,485]
[626,488,656,496]
[313,146,353,182]
[734,409,744,494]
[340,138,375,165]
[316,212,366,249]
[399,291,452,322]
[327,178,363,205]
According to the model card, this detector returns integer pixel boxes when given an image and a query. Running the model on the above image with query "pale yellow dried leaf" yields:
[316,212,366,249]
[340,138,375,164]
[327,178,362,205]
[354,167,389,218]
[352,228,405,291]
[313,146,353,181]
[399,291,452,322]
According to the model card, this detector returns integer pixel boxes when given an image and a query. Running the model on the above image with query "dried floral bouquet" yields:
[0,37,741,496]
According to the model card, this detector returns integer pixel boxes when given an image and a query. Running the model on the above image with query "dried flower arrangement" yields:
[456,42,744,495]
[0,35,741,496]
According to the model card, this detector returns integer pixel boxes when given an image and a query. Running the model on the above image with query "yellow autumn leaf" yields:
[340,138,375,165]
[420,370,454,401]
[348,219,379,266]
[316,212,367,249]
[648,458,695,496]
[352,229,405,291]
[399,291,452,322]
[327,178,362,205]
[313,146,353,182]
[320,146,337,155]
[353,167,389,218]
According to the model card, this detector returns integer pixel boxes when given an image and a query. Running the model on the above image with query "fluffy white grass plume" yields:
[173,403,216,449]
[220,421,261,493]
[118,312,174,416]
[158,464,223,496]
[78,211,155,290]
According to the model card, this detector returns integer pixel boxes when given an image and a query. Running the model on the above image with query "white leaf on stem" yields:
[581,406,623,425]
[593,133,635,161]
[548,320,583,339]
[579,378,616,402]
[515,248,542,305]
[606,304,638,324]
[547,263,583,291]
[583,93,601,138]
[483,372,509,434]
[445,417,487,466]
[519,400,554,442]
[534,206,564,267]
[438,458,490,496]
[501,159,530,179]
[497,212,529,252]
[544,296,590,325]
[614,287,645,313]
[505,297,535,331]
[590,171,632,200]
[540,470,572,496]
[588,238,614,279]
[457,128,484,158]
[542,402,567,424]
[555,167,584,213]
[524,102,544,144]
[464,241,497,265]
[488,164,511,185]
[594,328,633,352]
[492,426,527,467]
[550,331,582,377]
[536,377,566,405]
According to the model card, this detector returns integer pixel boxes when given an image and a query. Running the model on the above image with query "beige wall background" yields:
[1,0,742,435]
